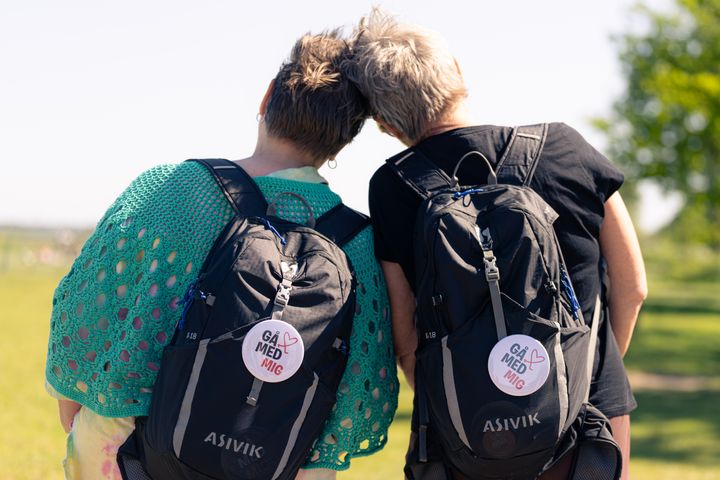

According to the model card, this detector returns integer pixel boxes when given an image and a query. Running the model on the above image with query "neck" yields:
[417,102,475,144]
[236,131,321,177]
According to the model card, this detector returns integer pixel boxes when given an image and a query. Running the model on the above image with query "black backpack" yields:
[389,125,621,480]
[117,159,369,480]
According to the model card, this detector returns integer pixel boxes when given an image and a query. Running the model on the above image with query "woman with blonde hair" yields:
[345,9,646,480]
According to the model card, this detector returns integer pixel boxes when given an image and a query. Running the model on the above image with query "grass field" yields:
[0,230,718,479]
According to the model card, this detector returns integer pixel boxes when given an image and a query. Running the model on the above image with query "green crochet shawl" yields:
[45,161,398,469]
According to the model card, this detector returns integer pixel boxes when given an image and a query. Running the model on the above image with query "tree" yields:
[596,0,720,247]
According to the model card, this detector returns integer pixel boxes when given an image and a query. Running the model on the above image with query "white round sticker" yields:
[487,334,550,397]
[242,319,304,383]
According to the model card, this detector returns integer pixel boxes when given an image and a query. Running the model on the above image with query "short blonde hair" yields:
[265,30,369,162]
[344,8,467,143]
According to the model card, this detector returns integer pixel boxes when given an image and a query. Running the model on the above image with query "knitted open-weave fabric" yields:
[45,161,397,469]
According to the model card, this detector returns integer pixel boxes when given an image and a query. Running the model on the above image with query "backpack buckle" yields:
[483,255,500,281]
[274,283,292,308]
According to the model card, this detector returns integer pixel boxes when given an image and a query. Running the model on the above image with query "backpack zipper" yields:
[177,277,214,331]
[559,266,581,323]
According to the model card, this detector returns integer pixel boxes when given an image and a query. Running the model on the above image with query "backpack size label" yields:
[487,335,550,397]
[241,319,304,383]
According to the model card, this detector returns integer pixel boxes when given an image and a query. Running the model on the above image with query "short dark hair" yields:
[264,30,370,162]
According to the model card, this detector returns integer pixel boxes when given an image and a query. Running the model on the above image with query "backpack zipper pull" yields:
[545,280,558,295]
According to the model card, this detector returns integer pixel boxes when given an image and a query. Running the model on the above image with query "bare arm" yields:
[380,260,418,390]
[58,398,82,433]
[600,192,648,356]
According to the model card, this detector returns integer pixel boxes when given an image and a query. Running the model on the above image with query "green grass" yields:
[631,389,720,480]
[1,229,719,479]
[642,236,720,284]
[624,281,720,377]
[0,264,68,480]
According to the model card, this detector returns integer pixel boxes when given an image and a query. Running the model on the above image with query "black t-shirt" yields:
[369,123,623,323]
[369,122,636,418]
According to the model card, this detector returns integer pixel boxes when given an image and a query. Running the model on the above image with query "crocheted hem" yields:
[45,374,148,418]
[300,433,390,471]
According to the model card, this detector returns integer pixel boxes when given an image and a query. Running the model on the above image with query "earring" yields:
[328,158,337,169]
[256,113,263,123]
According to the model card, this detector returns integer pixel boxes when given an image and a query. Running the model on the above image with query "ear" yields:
[376,117,415,147]
[259,79,274,115]
[375,117,402,139]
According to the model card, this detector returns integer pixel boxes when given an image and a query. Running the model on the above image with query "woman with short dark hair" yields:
[45,30,398,480]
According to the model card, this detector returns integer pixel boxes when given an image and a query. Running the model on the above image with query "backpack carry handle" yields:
[452,151,497,187]
[267,192,316,228]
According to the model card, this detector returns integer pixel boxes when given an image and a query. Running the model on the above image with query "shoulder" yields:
[100,161,225,225]
[369,163,396,194]
[542,122,598,155]
[368,161,418,209]
[540,123,612,170]
[131,160,214,190]
[538,123,624,202]
[115,161,216,204]
[131,161,204,184]
[90,160,232,247]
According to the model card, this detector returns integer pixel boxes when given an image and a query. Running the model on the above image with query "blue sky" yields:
[0,0,679,231]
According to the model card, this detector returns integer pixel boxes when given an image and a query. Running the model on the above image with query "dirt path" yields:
[628,371,720,392]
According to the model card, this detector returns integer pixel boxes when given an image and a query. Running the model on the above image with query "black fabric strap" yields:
[584,296,602,403]
[475,226,508,340]
[314,204,370,247]
[495,123,549,186]
[416,370,430,463]
[189,159,268,217]
[386,148,456,200]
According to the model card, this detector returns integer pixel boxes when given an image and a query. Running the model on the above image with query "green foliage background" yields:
[595,0,720,247]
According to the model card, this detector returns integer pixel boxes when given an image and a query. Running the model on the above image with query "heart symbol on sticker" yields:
[278,331,299,354]
[523,348,546,371]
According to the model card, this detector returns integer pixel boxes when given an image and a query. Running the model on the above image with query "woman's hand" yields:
[58,399,82,433]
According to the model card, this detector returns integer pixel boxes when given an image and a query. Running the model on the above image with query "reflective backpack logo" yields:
[482,413,541,432]
[203,432,264,458]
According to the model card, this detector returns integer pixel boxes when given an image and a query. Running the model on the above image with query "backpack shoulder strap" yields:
[314,203,370,248]
[386,148,456,200]
[584,295,602,403]
[495,123,549,186]
[189,159,267,217]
